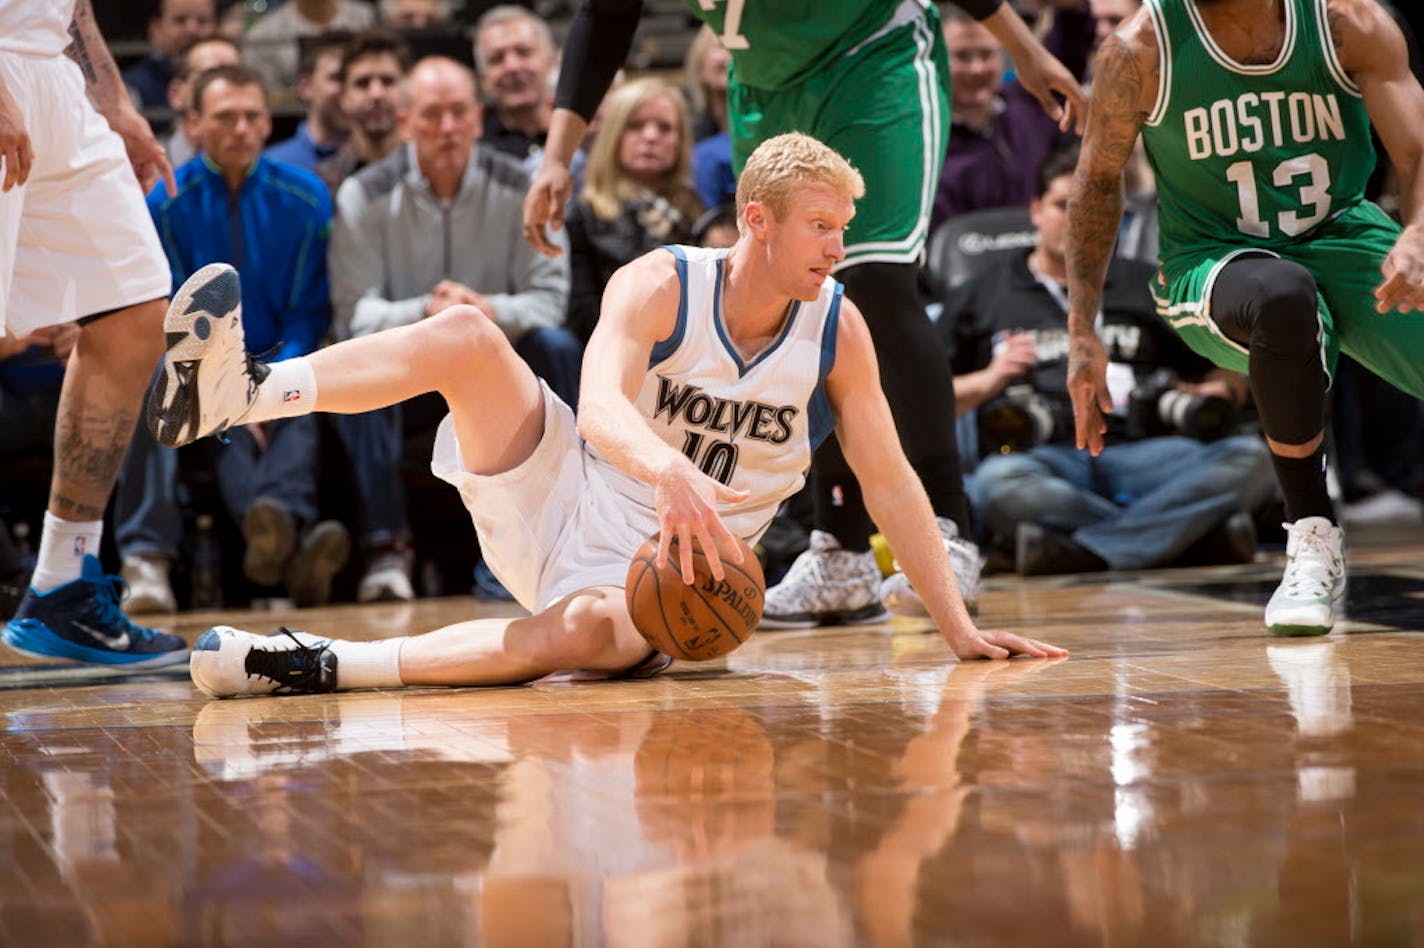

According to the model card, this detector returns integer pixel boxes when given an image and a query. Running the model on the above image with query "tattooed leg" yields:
[48,299,166,522]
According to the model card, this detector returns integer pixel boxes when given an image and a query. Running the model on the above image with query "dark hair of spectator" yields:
[338,29,414,84]
[191,64,268,114]
[691,204,737,245]
[298,30,355,79]
[172,34,240,82]
[1037,142,1082,197]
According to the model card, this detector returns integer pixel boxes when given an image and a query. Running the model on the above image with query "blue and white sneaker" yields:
[3,555,188,667]
[146,262,268,448]
[190,626,337,698]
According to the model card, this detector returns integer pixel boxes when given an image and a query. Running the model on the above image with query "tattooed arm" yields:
[65,0,174,195]
[1064,17,1154,455]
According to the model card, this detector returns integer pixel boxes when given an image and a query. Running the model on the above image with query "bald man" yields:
[326,57,581,601]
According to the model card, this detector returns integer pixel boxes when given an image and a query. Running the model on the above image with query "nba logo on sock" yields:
[283,389,302,402]
[73,536,86,556]
[831,485,844,507]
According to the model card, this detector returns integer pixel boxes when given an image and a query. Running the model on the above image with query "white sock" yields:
[326,637,407,690]
[246,357,318,424]
[31,512,103,592]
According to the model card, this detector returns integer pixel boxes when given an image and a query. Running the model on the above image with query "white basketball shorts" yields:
[0,53,170,334]
[431,381,660,612]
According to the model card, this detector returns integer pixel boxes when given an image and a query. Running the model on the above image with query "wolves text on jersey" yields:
[653,375,798,445]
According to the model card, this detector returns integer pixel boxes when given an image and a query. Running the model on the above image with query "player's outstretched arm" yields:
[577,251,749,584]
[827,300,1067,661]
[65,0,173,195]
[1065,25,1152,456]
[979,3,1088,134]
[1332,0,1424,313]
[523,0,645,256]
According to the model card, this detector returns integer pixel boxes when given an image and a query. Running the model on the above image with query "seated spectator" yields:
[116,65,344,612]
[264,30,352,174]
[931,5,1093,230]
[161,34,243,167]
[316,30,411,193]
[472,5,557,168]
[328,56,578,601]
[244,0,377,98]
[381,0,453,29]
[684,26,735,210]
[692,203,738,250]
[565,78,702,344]
[0,327,74,610]
[940,147,1274,575]
[124,0,218,123]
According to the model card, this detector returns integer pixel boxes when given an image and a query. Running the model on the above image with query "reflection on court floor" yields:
[2,545,1424,945]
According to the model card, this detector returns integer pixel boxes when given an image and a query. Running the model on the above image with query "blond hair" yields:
[581,77,697,222]
[735,133,865,227]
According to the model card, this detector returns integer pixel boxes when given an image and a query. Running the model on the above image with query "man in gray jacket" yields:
[329,55,580,602]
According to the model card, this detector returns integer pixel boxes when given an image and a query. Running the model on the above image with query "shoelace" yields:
[244,627,330,691]
[91,573,165,645]
[214,348,274,444]
[1282,531,1340,598]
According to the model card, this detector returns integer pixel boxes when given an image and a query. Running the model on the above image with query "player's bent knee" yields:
[421,307,510,374]
[1248,261,1320,355]
[518,592,641,670]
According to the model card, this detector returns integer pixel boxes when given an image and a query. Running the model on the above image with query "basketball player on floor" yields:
[0,1,188,666]
[523,0,1087,628]
[162,134,1067,699]
[1066,0,1424,635]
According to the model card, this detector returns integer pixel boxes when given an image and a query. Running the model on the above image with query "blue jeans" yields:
[969,435,1274,569]
[331,406,408,550]
[333,325,584,551]
[114,416,320,559]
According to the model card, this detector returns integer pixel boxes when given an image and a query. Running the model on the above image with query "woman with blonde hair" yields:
[565,77,702,343]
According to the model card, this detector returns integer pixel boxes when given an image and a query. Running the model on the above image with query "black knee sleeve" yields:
[810,262,970,544]
[1210,257,1326,446]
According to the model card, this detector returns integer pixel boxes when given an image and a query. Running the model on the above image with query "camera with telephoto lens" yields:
[977,384,1075,456]
[1126,368,1239,441]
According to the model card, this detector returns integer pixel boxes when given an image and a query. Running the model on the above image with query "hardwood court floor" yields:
[3,537,1424,946]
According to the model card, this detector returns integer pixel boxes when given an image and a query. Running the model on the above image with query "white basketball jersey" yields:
[0,1,77,56]
[588,245,844,542]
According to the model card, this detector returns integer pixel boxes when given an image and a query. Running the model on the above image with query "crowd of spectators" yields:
[2,0,1421,617]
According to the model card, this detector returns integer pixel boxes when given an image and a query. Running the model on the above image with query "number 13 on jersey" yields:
[1226,152,1333,239]
[696,0,749,49]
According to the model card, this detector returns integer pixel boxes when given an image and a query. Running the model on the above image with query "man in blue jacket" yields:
[116,64,349,613]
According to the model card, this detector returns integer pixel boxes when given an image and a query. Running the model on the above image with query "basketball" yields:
[625,534,766,661]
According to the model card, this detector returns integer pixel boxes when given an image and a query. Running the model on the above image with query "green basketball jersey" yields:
[1140,0,1375,262]
[683,0,927,89]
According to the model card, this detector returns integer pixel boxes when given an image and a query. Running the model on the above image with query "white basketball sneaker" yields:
[190,626,338,698]
[760,530,889,629]
[147,263,267,448]
[879,517,984,618]
[1265,517,1346,637]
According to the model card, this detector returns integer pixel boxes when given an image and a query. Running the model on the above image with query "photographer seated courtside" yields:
[939,146,1275,576]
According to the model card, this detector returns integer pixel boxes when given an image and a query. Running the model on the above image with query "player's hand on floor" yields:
[1377,225,1424,313]
[0,83,33,191]
[949,627,1069,661]
[652,457,749,584]
[523,159,573,258]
